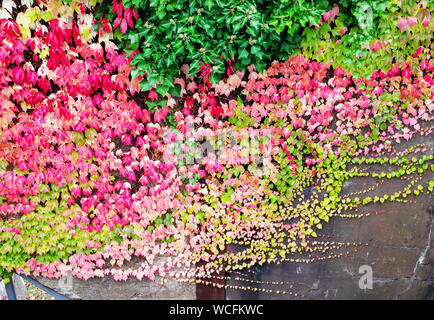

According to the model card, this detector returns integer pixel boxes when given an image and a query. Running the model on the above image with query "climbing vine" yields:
[0,0,433,298]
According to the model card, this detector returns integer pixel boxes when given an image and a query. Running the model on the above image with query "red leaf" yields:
[210,106,223,118]
[0,19,21,38]
[121,134,132,145]
[38,78,51,94]
[413,46,423,58]
[12,67,25,83]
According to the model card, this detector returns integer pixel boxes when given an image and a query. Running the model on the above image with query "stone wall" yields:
[0,274,28,300]
[226,135,434,300]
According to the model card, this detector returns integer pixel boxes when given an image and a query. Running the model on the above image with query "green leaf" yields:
[251,46,263,59]
[195,211,205,224]
[164,213,172,227]
[114,28,123,41]
[156,5,166,19]
[155,217,163,227]
[237,96,243,106]
[255,60,267,73]
[189,60,201,77]
[210,72,220,84]
[140,76,158,91]
[156,84,170,96]
[205,0,214,10]
[168,84,182,97]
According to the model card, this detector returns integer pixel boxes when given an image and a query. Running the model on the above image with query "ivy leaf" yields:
[113,28,123,41]
[156,4,166,19]
[251,46,263,59]
[238,48,249,60]
[237,96,243,106]
[221,193,232,203]
[156,84,170,96]
[189,60,202,77]
[205,0,214,10]
[210,72,220,84]
[255,60,267,73]
[140,77,158,91]
[168,83,182,97]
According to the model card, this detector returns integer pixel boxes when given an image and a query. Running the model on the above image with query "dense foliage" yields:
[301,0,434,77]
[0,0,433,298]
[96,0,400,94]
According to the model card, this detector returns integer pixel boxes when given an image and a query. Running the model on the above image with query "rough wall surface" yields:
[31,257,195,300]
[32,275,195,300]
[0,278,5,300]
[226,197,433,300]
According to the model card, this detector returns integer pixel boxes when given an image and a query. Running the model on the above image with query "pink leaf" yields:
[187,81,197,92]
[113,16,121,29]
[71,186,81,199]
[74,122,86,133]
[17,160,28,172]
[423,15,431,27]
[121,134,132,145]
[407,17,416,28]
[120,18,127,34]
[397,17,407,31]
[148,90,158,102]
